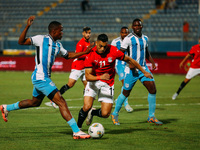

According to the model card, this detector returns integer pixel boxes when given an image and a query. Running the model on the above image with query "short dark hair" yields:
[121,26,128,30]
[97,34,108,42]
[83,26,91,32]
[132,18,142,24]
[48,21,61,32]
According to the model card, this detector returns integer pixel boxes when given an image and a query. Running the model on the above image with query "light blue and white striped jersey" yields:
[121,32,148,66]
[31,34,68,80]
[111,37,126,67]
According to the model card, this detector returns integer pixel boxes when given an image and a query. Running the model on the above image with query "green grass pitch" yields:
[0,71,200,150]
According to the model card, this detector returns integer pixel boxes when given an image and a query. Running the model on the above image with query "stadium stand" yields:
[0,0,199,52]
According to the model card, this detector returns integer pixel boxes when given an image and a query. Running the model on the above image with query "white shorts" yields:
[69,69,86,81]
[84,81,114,103]
[186,68,200,79]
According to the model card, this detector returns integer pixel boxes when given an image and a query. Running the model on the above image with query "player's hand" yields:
[179,62,183,69]
[152,63,156,70]
[100,73,110,80]
[143,71,153,79]
[27,16,35,26]
[85,42,95,54]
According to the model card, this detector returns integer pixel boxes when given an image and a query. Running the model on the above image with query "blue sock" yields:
[148,93,156,117]
[120,87,129,107]
[123,98,129,107]
[113,93,126,116]
[6,102,20,111]
[67,118,80,133]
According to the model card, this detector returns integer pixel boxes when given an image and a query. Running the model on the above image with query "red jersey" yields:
[189,44,200,68]
[71,38,90,70]
[85,44,125,86]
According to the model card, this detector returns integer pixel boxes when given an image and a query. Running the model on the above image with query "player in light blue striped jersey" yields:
[111,27,133,112]
[0,16,92,139]
[111,18,163,125]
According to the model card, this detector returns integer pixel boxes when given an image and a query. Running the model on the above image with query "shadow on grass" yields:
[138,118,179,125]
[130,107,165,113]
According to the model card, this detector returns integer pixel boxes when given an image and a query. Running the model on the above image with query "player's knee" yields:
[83,105,91,112]
[149,89,156,94]
[101,112,110,118]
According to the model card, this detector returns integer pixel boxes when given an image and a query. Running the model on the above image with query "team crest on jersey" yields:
[49,81,55,86]
[125,83,129,88]
[108,57,112,63]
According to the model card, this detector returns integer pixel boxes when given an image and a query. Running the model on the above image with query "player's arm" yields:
[85,67,110,81]
[66,42,94,59]
[18,16,35,45]
[123,55,152,79]
[179,53,191,69]
[146,47,156,70]
[75,42,87,59]
[120,48,126,53]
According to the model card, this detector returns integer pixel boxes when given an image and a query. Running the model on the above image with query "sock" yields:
[123,98,129,107]
[177,81,187,94]
[77,108,89,128]
[148,93,156,117]
[91,109,102,117]
[120,87,129,107]
[67,118,80,133]
[6,102,20,111]
[112,93,127,116]
[60,84,70,95]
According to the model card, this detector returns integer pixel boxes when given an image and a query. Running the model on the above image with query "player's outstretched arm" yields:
[85,68,110,81]
[179,54,191,69]
[124,55,153,79]
[18,16,35,45]
[67,42,94,59]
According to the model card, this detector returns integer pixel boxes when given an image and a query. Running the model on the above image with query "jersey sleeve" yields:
[112,46,125,60]
[111,39,116,46]
[120,36,130,51]
[84,52,93,68]
[59,42,68,57]
[30,35,43,46]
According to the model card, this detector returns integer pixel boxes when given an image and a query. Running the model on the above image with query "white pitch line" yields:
[22,102,200,110]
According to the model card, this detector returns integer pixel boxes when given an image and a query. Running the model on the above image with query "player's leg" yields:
[77,96,94,128]
[81,73,87,94]
[0,97,43,122]
[52,91,90,139]
[111,89,131,125]
[121,79,133,112]
[1,86,44,122]
[60,78,77,95]
[89,102,112,119]
[87,100,113,125]
[60,69,83,95]
[116,66,133,112]
[143,80,163,125]
[172,78,190,100]
[112,69,136,125]
[172,68,199,100]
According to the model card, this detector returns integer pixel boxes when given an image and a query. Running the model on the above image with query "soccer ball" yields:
[88,123,104,138]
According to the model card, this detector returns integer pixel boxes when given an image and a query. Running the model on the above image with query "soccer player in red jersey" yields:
[60,27,91,95]
[172,38,200,100]
[77,34,153,128]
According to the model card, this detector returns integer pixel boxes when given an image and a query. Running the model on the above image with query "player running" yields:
[111,26,133,112]
[0,16,92,139]
[59,27,91,95]
[172,37,200,100]
[111,18,163,125]
[76,34,152,128]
